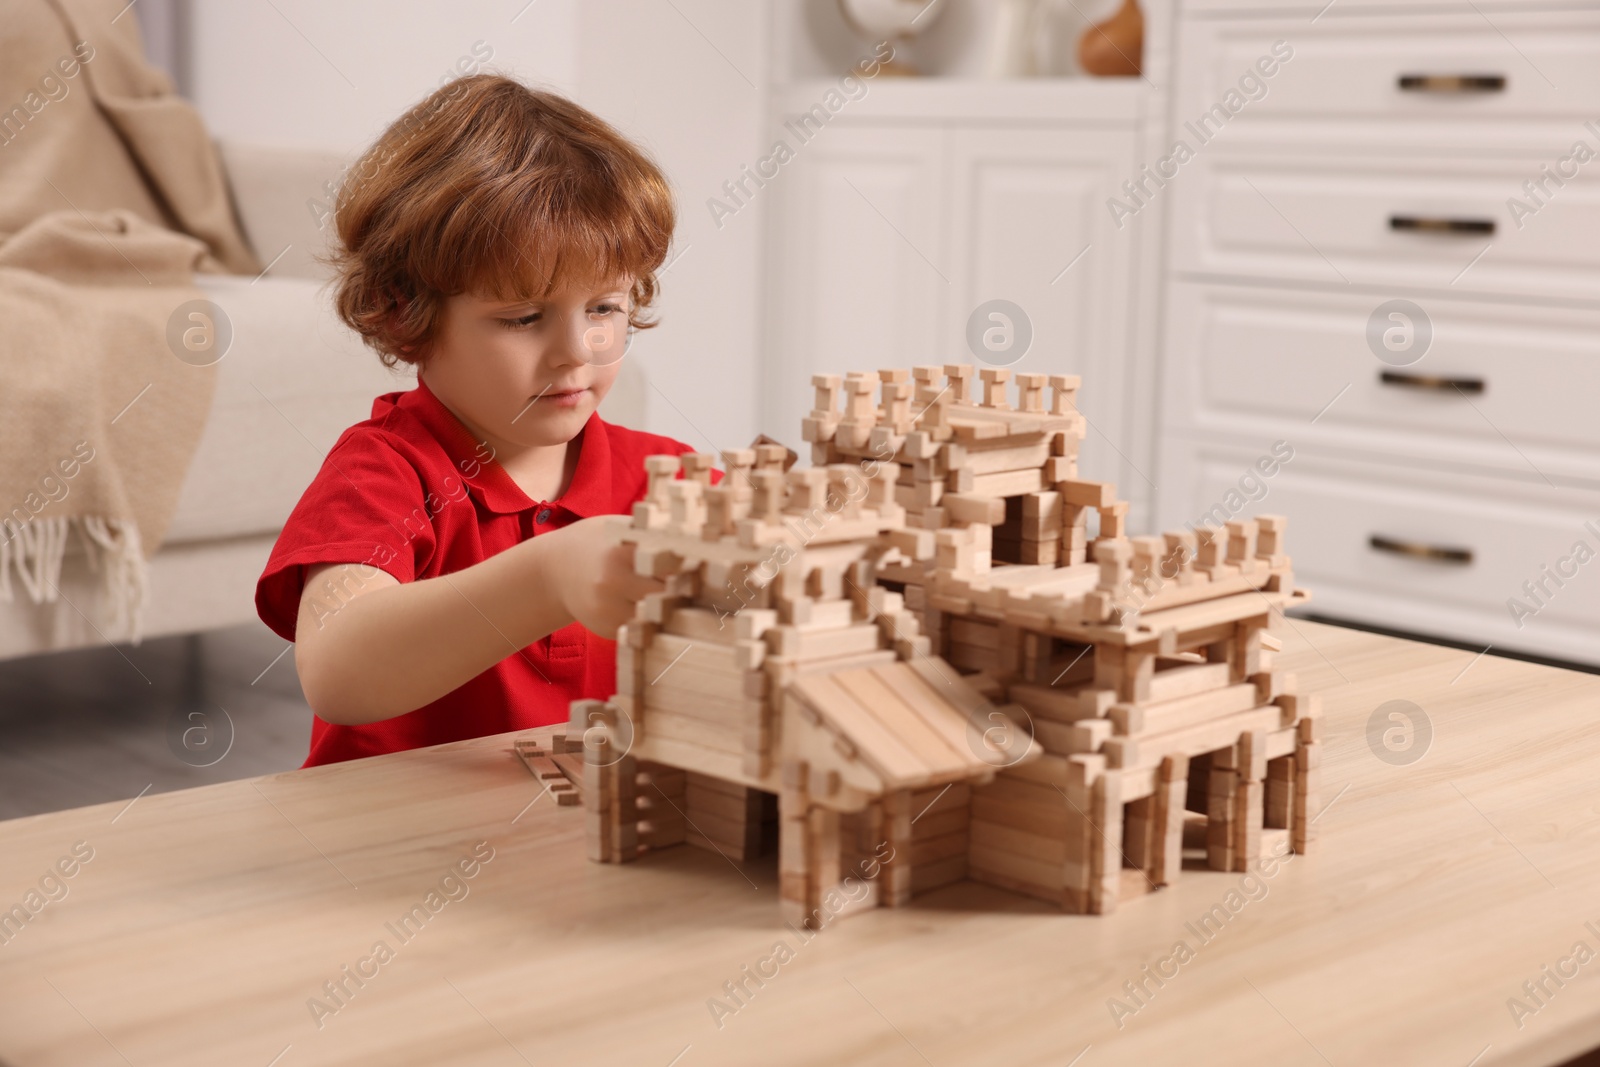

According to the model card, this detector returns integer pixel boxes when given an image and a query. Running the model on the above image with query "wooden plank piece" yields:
[787,672,929,786]
[831,666,974,779]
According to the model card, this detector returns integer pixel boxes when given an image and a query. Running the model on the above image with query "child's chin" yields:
[519,403,592,441]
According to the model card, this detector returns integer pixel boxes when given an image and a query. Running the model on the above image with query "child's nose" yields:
[543,315,589,368]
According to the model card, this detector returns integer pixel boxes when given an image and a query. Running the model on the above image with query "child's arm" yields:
[292,515,660,725]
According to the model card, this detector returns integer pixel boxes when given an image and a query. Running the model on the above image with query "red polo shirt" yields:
[255,376,700,767]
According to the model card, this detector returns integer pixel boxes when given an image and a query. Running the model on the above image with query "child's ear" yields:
[387,288,415,352]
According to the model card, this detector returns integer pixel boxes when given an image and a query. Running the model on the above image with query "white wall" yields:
[185,0,767,450]
[187,0,578,152]
[576,0,769,453]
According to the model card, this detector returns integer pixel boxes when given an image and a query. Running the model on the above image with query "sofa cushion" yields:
[165,273,651,546]
[163,273,410,545]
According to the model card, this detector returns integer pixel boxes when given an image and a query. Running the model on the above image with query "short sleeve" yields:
[255,431,435,642]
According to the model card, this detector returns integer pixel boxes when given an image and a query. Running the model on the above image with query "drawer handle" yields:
[1369,535,1474,566]
[1379,370,1486,395]
[1398,74,1506,93]
[1390,215,1496,236]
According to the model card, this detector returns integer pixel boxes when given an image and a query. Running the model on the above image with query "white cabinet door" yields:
[1158,280,1600,486]
[762,125,945,441]
[1159,437,1600,666]
[1175,9,1600,128]
[1169,147,1600,301]
[942,127,1144,510]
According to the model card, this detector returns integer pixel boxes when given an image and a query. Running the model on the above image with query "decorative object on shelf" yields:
[1078,0,1144,78]
[565,363,1321,926]
[984,0,1048,78]
[837,0,943,76]
[1024,0,1081,77]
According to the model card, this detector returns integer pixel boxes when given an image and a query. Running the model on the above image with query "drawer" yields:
[1176,11,1600,127]
[1170,149,1600,302]
[1182,0,1598,11]
[1156,440,1600,665]
[1160,282,1600,485]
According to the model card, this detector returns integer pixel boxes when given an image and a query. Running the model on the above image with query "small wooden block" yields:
[1265,755,1295,830]
[1231,779,1263,872]
[1207,767,1237,871]
[1239,728,1269,783]
[1088,769,1124,914]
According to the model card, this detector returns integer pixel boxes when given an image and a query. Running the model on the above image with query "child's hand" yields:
[544,515,664,639]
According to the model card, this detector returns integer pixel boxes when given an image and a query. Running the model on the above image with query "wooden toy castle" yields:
[569,365,1320,927]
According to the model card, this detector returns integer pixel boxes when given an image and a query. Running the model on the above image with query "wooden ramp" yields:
[785,659,1041,797]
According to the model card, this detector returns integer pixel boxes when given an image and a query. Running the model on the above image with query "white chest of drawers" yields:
[1155,0,1600,665]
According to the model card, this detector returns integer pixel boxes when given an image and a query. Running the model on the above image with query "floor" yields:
[0,622,311,821]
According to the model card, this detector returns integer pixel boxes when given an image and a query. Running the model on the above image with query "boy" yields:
[255,75,700,766]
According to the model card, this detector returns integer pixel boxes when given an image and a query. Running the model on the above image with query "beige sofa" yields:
[0,140,646,662]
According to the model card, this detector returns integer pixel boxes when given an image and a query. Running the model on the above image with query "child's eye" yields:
[590,303,625,317]
[498,312,541,329]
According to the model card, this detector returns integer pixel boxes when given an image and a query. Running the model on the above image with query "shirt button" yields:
[536,508,552,525]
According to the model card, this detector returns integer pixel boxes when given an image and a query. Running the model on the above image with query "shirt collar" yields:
[400,376,611,518]
[555,409,612,519]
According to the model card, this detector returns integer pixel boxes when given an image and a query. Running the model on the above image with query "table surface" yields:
[2,620,1598,1067]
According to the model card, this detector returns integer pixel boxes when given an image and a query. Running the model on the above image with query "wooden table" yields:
[3,621,1599,1067]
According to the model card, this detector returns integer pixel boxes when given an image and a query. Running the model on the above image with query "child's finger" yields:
[618,572,665,601]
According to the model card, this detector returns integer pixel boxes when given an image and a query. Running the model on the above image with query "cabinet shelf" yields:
[773,77,1146,125]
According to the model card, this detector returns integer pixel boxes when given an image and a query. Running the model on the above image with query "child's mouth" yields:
[537,387,588,409]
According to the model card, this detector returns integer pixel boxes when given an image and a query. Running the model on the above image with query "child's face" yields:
[422,276,632,452]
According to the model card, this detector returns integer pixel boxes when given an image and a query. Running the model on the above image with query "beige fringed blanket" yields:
[0,0,259,643]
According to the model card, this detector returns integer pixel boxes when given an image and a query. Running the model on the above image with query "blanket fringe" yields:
[0,516,148,645]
